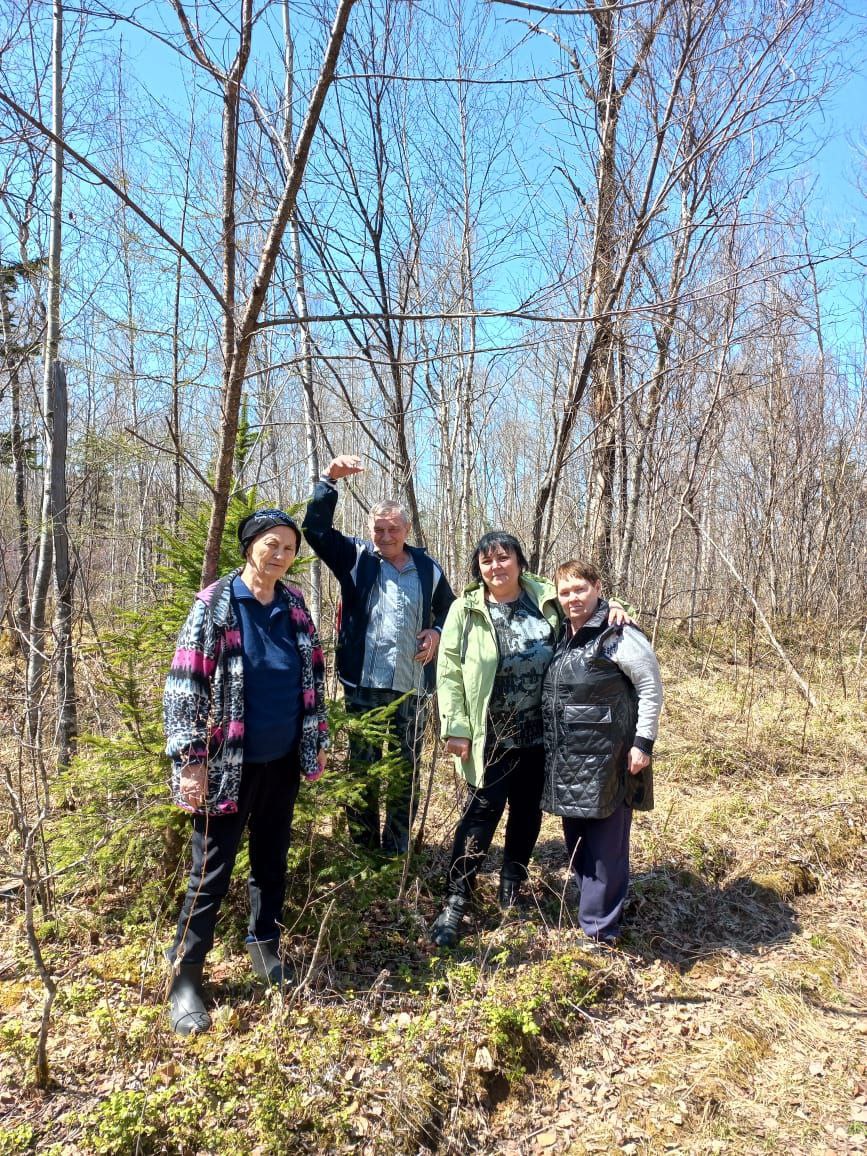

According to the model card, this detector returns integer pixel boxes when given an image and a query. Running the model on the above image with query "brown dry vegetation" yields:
[1,632,865,1155]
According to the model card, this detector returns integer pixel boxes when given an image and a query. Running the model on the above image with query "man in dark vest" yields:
[303,454,455,854]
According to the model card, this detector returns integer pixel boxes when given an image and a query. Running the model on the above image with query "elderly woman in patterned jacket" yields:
[163,509,328,1035]
[541,559,663,947]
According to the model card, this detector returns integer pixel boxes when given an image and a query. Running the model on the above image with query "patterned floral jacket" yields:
[163,569,329,813]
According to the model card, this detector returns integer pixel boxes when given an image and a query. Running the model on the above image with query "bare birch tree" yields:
[516,0,833,575]
[168,0,357,584]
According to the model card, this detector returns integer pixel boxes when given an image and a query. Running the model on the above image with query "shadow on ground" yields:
[532,836,801,971]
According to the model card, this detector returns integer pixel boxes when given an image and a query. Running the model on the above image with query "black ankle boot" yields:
[498,877,524,910]
[247,938,292,986]
[168,962,211,1036]
[430,895,468,947]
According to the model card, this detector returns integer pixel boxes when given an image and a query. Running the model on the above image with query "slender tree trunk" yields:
[528,331,594,571]
[683,508,817,708]
[17,0,66,1088]
[582,7,621,579]
[0,280,31,648]
[687,495,701,640]
[291,212,322,620]
[457,69,477,572]
[170,118,195,533]
[27,0,64,752]
[458,370,474,571]
[197,0,357,584]
[50,362,76,771]
[617,333,629,540]
[616,214,692,585]
[651,297,734,647]
[526,0,675,572]
[282,2,322,622]
[440,387,458,578]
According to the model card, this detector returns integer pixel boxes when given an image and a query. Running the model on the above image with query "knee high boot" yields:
[168,962,211,1036]
[247,938,292,986]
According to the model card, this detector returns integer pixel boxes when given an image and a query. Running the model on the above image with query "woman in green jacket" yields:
[431,531,561,946]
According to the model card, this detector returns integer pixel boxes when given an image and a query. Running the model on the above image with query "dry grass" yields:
[1,631,866,1154]
[483,632,867,1155]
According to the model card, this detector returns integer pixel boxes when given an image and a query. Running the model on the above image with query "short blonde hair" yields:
[554,558,601,585]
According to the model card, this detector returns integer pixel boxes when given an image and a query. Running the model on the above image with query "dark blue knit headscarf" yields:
[237,509,301,556]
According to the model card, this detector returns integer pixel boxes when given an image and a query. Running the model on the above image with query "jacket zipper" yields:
[551,632,570,811]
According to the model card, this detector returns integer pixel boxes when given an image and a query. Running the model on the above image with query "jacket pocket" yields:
[563,703,612,725]
[626,765,654,811]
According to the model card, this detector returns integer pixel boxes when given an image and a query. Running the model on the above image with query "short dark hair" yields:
[470,531,529,582]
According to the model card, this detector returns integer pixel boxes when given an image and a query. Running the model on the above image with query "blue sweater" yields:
[231,576,302,762]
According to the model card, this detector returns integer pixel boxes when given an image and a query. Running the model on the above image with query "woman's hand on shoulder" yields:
[445,736,470,760]
[608,603,633,627]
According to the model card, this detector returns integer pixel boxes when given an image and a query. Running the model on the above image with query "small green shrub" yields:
[47,494,411,930]
[76,1090,158,1155]
[0,1123,35,1155]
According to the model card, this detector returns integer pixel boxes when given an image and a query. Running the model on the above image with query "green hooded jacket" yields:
[436,572,562,788]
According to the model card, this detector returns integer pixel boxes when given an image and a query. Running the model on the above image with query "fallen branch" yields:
[288,897,335,1008]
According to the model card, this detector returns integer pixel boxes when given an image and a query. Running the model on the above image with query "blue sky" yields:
[5,0,864,367]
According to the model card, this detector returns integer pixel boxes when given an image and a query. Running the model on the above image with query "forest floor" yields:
[1,634,865,1155]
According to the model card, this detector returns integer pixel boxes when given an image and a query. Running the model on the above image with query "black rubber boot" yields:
[498,877,524,910]
[168,962,211,1036]
[430,895,468,947]
[247,938,292,986]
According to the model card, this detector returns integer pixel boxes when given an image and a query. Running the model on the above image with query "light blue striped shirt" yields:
[360,556,423,693]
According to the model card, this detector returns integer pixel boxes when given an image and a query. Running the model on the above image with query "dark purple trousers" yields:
[562,802,632,941]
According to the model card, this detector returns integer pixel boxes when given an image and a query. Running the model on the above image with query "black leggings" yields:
[446,746,544,899]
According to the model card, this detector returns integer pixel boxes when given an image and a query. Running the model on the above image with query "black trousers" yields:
[446,746,545,900]
[345,687,429,854]
[168,752,301,966]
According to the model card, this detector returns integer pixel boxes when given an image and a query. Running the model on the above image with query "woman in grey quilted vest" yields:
[541,559,663,945]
